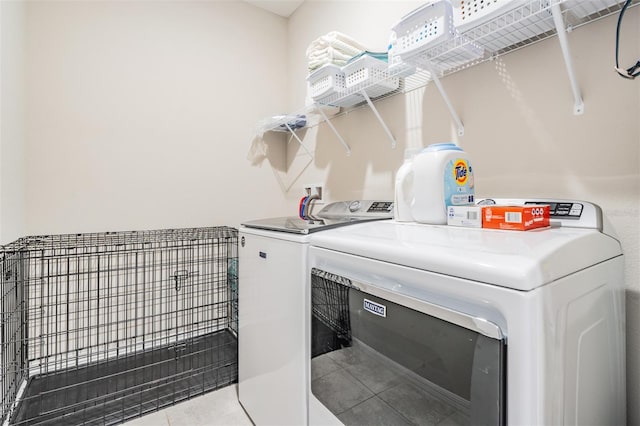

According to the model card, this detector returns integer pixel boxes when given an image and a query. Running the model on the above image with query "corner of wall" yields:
[0,0,27,244]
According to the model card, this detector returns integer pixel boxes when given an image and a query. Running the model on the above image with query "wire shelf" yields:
[317,0,632,100]
[259,0,635,148]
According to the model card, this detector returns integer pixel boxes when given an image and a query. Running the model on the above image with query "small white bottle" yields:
[394,148,420,222]
[410,143,474,225]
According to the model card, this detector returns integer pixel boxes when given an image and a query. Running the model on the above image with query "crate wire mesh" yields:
[0,227,238,425]
[310,268,352,344]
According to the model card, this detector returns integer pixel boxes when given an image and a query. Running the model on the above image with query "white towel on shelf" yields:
[307,46,354,62]
[307,46,354,70]
[306,31,366,71]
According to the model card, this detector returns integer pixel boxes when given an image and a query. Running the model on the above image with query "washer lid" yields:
[242,200,393,234]
[241,216,387,235]
[309,221,622,291]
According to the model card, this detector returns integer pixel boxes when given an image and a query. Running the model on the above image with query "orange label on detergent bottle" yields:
[453,159,469,185]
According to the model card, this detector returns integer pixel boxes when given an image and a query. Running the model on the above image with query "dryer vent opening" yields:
[0,227,239,426]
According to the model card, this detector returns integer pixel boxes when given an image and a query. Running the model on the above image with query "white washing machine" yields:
[238,200,393,425]
[307,198,625,426]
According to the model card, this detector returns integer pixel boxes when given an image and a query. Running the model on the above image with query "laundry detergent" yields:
[410,143,475,224]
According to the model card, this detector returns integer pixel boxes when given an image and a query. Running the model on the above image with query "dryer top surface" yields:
[309,221,622,291]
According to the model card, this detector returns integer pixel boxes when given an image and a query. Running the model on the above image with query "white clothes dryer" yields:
[307,198,625,426]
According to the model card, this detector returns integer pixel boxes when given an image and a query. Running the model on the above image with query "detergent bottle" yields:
[410,143,474,224]
[393,148,420,222]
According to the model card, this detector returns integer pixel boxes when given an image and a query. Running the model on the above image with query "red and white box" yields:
[482,205,550,231]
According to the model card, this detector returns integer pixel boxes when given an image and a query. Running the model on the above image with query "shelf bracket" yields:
[551,3,584,115]
[316,104,351,155]
[283,122,314,158]
[360,90,397,149]
[425,62,465,136]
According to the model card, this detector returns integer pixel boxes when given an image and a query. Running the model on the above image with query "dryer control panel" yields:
[524,201,583,219]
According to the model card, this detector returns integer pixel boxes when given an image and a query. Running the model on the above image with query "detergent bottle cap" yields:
[424,142,463,153]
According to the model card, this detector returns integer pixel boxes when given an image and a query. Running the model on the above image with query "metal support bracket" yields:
[283,122,314,158]
[425,62,465,136]
[316,104,352,156]
[551,3,584,115]
[360,90,397,149]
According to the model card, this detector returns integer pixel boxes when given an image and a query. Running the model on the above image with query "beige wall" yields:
[6,0,640,423]
[24,0,290,233]
[0,0,27,244]
[285,2,640,424]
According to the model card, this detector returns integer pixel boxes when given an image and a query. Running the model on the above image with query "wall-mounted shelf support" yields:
[551,3,584,115]
[283,122,314,158]
[425,62,465,136]
[360,90,397,149]
[316,105,352,155]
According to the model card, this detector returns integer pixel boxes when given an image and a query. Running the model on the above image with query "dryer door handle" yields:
[312,268,504,341]
[352,276,504,340]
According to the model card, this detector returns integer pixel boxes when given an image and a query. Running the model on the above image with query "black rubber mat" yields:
[11,330,238,426]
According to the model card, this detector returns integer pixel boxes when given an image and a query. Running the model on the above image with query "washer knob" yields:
[348,200,361,213]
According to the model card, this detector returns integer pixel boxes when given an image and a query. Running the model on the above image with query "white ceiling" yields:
[244,0,305,17]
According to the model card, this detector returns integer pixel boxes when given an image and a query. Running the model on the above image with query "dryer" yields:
[307,198,625,426]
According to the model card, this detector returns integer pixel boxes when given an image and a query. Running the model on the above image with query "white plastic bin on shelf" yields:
[387,32,416,78]
[451,0,556,53]
[306,64,363,107]
[391,0,484,72]
[392,0,456,58]
[342,55,400,98]
[387,53,417,78]
[452,0,527,32]
[307,64,345,99]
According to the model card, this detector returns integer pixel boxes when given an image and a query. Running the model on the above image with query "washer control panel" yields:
[366,201,394,213]
[320,200,394,219]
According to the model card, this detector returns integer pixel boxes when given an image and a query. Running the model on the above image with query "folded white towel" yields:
[308,47,353,62]
[308,57,349,71]
[306,31,366,60]
[306,31,367,72]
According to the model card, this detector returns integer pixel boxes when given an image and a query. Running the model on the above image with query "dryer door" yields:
[310,268,506,426]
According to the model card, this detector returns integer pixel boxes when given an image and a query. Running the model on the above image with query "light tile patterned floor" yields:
[311,342,470,426]
[123,385,253,426]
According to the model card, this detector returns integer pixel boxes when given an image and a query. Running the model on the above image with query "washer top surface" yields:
[242,200,393,234]
[310,220,622,291]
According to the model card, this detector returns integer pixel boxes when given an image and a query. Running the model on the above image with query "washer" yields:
[238,200,393,425]
[307,198,625,426]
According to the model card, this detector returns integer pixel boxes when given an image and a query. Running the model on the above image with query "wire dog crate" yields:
[0,227,238,425]
[310,268,352,358]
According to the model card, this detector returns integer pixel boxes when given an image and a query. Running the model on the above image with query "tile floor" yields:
[123,384,253,426]
[311,341,469,426]
[125,340,469,426]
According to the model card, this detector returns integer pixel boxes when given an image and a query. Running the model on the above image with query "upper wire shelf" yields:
[258,0,634,151]
[317,0,632,100]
